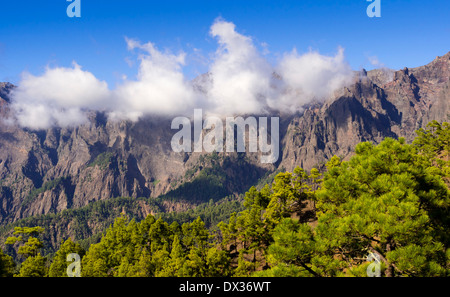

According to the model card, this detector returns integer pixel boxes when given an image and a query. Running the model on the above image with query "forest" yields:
[0,121,448,277]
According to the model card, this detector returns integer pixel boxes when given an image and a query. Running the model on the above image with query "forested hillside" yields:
[1,121,448,277]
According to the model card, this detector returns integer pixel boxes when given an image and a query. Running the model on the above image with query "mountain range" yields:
[0,52,449,248]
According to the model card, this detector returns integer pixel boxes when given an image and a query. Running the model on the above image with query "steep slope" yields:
[0,106,271,223]
[280,52,450,172]
[0,52,449,225]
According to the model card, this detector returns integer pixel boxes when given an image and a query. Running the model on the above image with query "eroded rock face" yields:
[0,52,449,223]
[280,52,450,172]
[0,110,193,222]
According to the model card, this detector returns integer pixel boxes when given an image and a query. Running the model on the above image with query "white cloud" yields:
[204,18,275,115]
[10,62,110,129]
[9,18,355,129]
[110,38,197,121]
[198,19,353,115]
[273,47,354,112]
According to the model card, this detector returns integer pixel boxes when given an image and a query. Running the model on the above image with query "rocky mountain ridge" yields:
[0,52,449,225]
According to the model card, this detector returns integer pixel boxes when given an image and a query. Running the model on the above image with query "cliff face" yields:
[0,102,272,223]
[280,52,450,172]
[0,52,449,224]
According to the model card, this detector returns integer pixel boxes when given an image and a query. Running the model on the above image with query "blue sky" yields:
[0,0,449,85]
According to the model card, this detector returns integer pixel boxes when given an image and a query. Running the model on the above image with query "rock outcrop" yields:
[280,52,450,172]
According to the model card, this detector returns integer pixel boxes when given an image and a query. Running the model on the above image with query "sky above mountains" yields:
[1,0,449,84]
[0,0,449,129]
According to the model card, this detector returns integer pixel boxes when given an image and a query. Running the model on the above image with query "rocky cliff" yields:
[0,52,449,225]
[280,52,450,172]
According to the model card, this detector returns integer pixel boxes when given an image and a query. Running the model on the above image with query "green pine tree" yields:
[48,238,84,277]
[0,248,15,277]
[5,226,47,277]
[315,138,449,276]
[16,253,47,277]
[205,247,231,277]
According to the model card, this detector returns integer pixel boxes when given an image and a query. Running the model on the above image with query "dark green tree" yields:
[48,238,84,277]
[5,227,45,258]
[156,235,186,277]
[0,248,15,277]
[82,215,139,277]
[205,246,231,276]
[5,226,47,277]
[314,138,449,276]
[235,187,268,264]
[414,120,450,177]
[16,254,47,277]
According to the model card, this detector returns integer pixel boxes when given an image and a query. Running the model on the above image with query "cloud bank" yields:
[110,38,197,121]
[11,62,110,129]
[9,18,354,129]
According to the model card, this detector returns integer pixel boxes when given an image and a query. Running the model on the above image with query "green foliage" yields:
[0,248,15,277]
[258,217,341,277]
[6,226,45,258]
[163,172,228,203]
[218,167,321,275]
[1,122,449,278]
[414,120,450,174]
[264,218,317,276]
[21,177,68,206]
[170,153,265,204]
[80,214,232,277]
[0,196,162,258]
[160,197,244,229]
[4,227,48,277]
[16,253,47,277]
[258,129,449,278]
[48,238,84,277]
[88,152,114,169]
[313,137,449,276]
[264,167,313,225]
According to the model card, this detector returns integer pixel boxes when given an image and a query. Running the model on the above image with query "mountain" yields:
[280,52,449,171]
[0,52,449,236]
